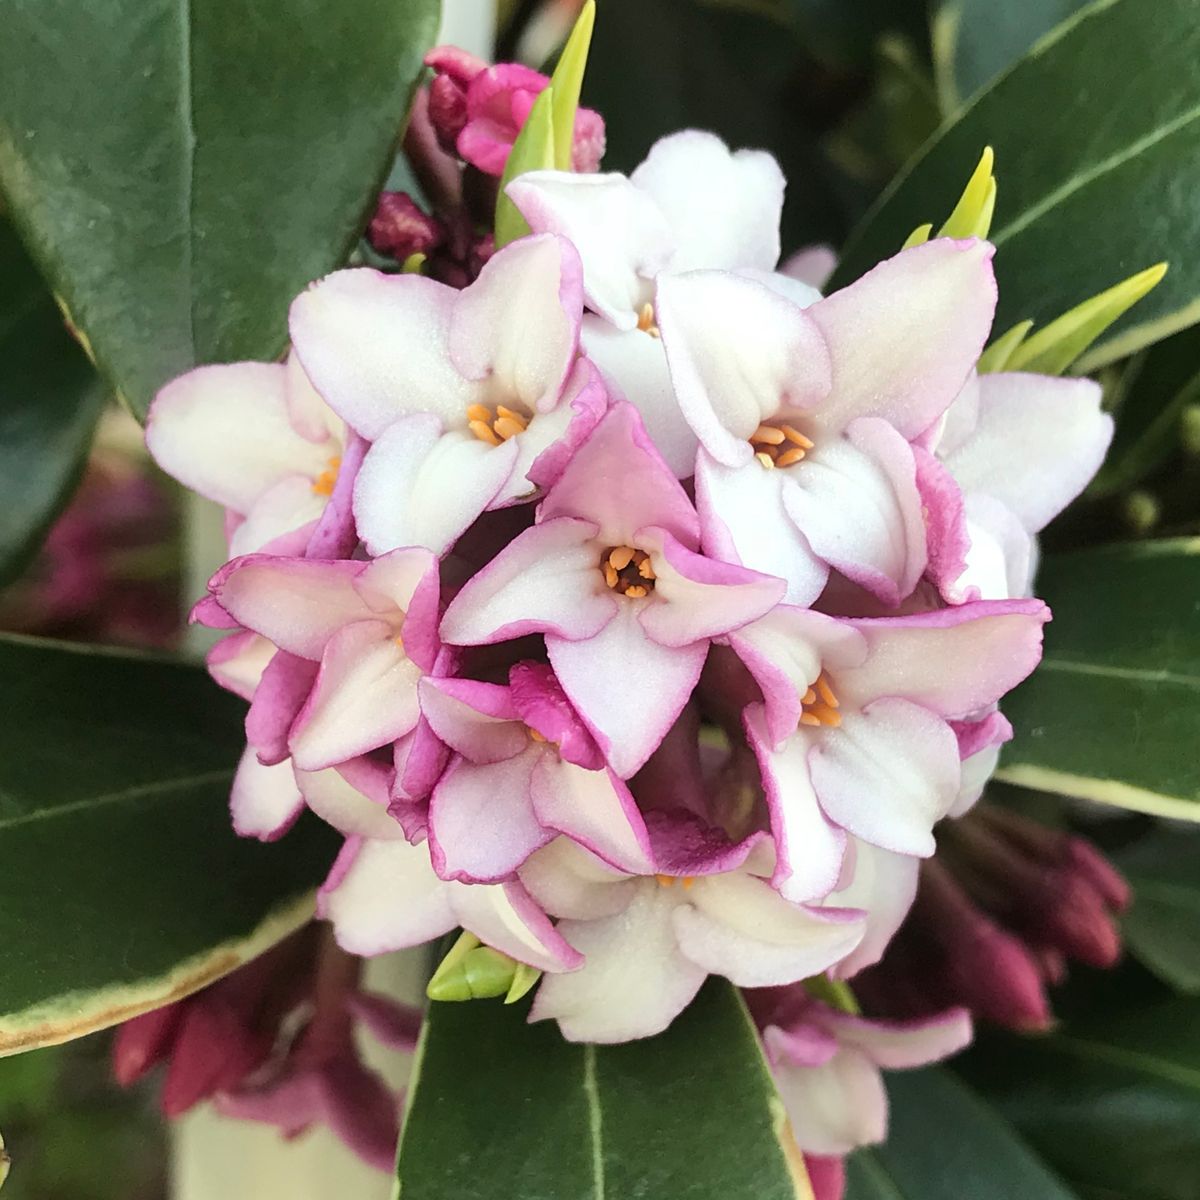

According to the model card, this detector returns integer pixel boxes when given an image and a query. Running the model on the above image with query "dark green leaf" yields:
[0,221,104,586]
[396,979,807,1199]
[1115,826,1200,993]
[0,634,337,1053]
[845,1067,1079,1199]
[1091,323,1200,497]
[997,539,1200,819]
[958,996,1200,1200]
[833,0,1200,368]
[931,0,1093,110]
[0,0,439,419]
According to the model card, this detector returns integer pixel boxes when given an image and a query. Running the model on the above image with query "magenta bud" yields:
[1064,837,1132,912]
[426,73,469,152]
[111,1003,183,1086]
[367,193,445,262]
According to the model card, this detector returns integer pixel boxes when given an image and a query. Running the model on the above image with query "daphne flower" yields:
[148,354,358,558]
[734,600,1048,902]
[656,238,997,605]
[753,989,972,1156]
[420,662,655,882]
[289,234,604,556]
[440,403,785,777]
[521,820,866,1043]
[509,131,787,475]
[205,548,441,770]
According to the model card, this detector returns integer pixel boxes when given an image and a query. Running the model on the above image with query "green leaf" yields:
[833,0,1200,368]
[931,0,1094,111]
[845,1068,1079,1199]
[0,221,104,586]
[996,539,1200,820]
[958,996,1200,1200]
[494,86,557,249]
[0,634,337,1054]
[395,979,809,1199]
[0,0,439,419]
[1115,826,1200,993]
[549,0,595,171]
[1091,323,1200,497]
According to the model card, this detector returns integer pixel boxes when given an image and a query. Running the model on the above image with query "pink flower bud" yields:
[367,192,445,262]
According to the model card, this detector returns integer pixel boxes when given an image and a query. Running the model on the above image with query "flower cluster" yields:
[146,116,1113,1171]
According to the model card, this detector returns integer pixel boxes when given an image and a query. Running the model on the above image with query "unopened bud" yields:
[426,931,540,1002]
[1122,490,1160,534]
[367,193,444,263]
[112,1002,182,1086]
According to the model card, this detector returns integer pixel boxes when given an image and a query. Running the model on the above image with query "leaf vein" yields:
[582,1043,606,1200]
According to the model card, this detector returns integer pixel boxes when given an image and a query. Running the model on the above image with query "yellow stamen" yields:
[751,423,786,445]
[310,455,342,497]
[655,873,674,888]
[806,702,841,727]
[817,677,839,708]
[609,546,635,570]
[495,405,523,421]
[802,687,817,705]
[467,402,531,445]
[755,451,776,470]
[601,545,656,597]
[637,557,655,580]
[799,672,842,729]
[494,416,527,440]
[655,874,696,889]
[624,584,648,599]
[528,727,547,743]
[466,403,492,422]
[775,447,807,469]
[637,303,660,337]
[781,425,814,449]
[604,563,619,588]
[469,418,502,446]
[681,876,696,891]
[799,713,822,727]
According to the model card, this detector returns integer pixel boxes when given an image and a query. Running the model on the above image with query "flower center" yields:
[749,421,814,470]
[311,455,342,496]
[467,402,529,446]
[637,303,660,338]
[799,672,841,728]
[528,726,548,744]
[600,545,656,598]
[655,874,696,889]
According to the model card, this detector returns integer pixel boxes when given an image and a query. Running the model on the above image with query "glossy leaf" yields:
[396,979,809,1199]
[834,0,1200,369]
[0,221,104,586]
[1091,323,1200,497]
[0,635,337,1054]
[959,997,1200,1200]
[845,1068,1079,1199]
[931,0,1094,110]
[1116,826,1200,993]
[997,539,1200,819]
[0,0,439,419]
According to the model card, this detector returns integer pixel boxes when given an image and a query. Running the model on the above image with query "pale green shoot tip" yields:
[549,0,596,172]
[494,85,558,249]
[803,973,861,1016]
[902,223,933,250]
[504,961,542,1005]
[1008,262,1169,376]
[937,145,996,241]
[977,319,1034,374]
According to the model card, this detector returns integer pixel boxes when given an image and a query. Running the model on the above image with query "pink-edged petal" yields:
[509,661,603,769]
[304,432,366,561]
[289,268,479,439]
[581,316,697,479]
[289,621,422,770]
[783,418,927,607]
[548,605,706,778]
[729,608,866,747]
[948,709,1012,816]
[632,131,784,272]
[773,1048,888,1155]
[449,879,583,972]
[676,876,865,986]
[823,1007,972,1069]
[838,599,1050,717]
[941,372,1112,532]
[354,415,518,557]
[539,401,699,547]
[657,270,831,467]
[531,757,654,874]
[146,363,337,512]
[523,355,611,495]
[245,650,319,765]
[956,493,1036,601]
[228,476,328,558]
[296,763,403,840]
[913,445,970,601]
[696,451,829,607]
[782,245,837,290]
[418,676,526,763]
[808,238,996,438]
[450,234,582,412]
[519,837,637,920]
[389,719,449,840]
[440,517,613,646]
[825,840,920,978]
[211,555,367,659]
[428,749,550,882]
[207,631,274,701]
[745,706,847,902]
[809,699,961,857]
[355,547,441,672]
[283,350,342,443]
[321,836,456,956]
[230,747,303,841]
[762,1022,841,1068]
[638,528,784,648]
[645,809,766,877]
[506,171,672,328]
[531,883,707,1042]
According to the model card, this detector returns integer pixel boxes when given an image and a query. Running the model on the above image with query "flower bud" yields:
[367,192,445,262]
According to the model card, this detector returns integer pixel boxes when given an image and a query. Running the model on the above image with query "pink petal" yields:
[418,676,526,763]
[773,1049,887,1155]
[809,699,962,856]
[523,356,611,495]
[245,650,318,765]
[296,763,403,840]
[206,631,274,702]
[289,268,479,439]
[913,445,970,601]
[449,879,584,973]
[228,475,328,558]
[957,493,1036,601]
[548,604,707,778]
[808,238,996,438]
[783,245,837,290]
[356,547,441,673]
[230,747,304,841]
[519,837,637,920]
[304,431,367,561]
[508,661,602,768]
[823,1006,972,1069]
[825,840,921,978]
